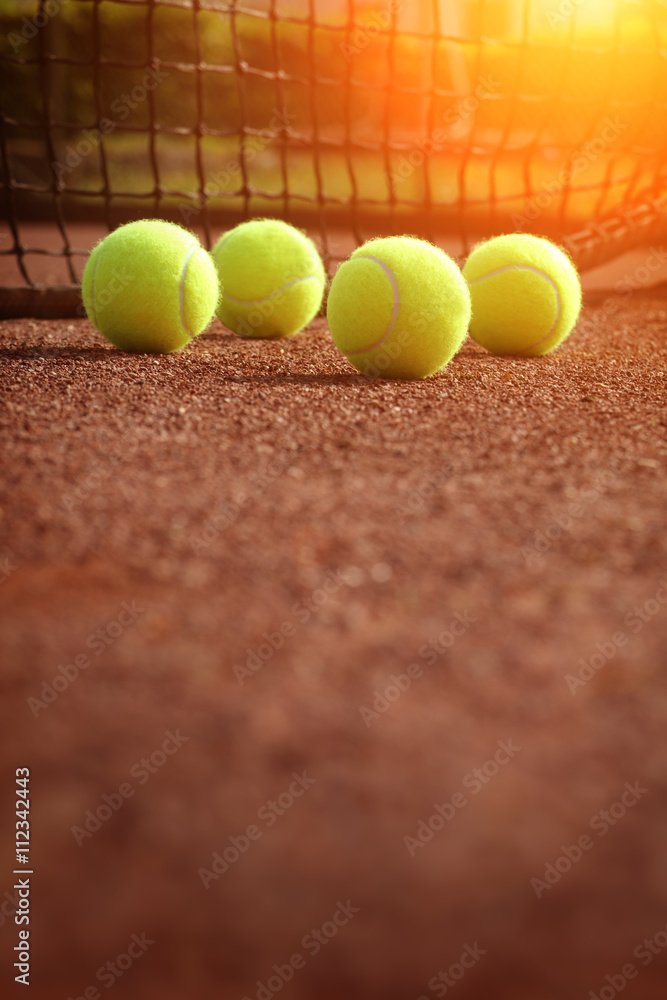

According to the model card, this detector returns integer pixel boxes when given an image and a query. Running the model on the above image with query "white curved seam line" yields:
[90,244,103,329]
[469,264,562,348]
[346,256,400,356]
[215,232,234,254]
[224,274,320,306]
[179,246,197,338]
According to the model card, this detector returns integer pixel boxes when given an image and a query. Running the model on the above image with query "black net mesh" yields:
[1,0,667,309]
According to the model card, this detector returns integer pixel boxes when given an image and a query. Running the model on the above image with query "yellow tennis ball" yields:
[326,236,471,379]
[82,220,219,353]
[211,219,326,338]
[463,234,582,356]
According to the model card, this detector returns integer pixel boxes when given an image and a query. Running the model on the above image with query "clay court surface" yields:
[1,287,667,999]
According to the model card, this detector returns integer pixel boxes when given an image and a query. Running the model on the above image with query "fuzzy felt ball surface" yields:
[462,234,582,356]
[327,236,471,380]
[211,219,326,339]
[82,220,219,354]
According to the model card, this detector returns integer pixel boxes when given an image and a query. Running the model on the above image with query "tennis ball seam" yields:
[216,225,323,306]
[468,263,562,350]
[345,255,400,357]
[223,274,321,307]
[91,236,198,341]
[179,245,197,338]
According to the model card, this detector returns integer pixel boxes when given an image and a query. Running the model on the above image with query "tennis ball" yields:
[463,234,582,356]
[82,220,219,353]
[326,236,471,379]
[211,219,326,338]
